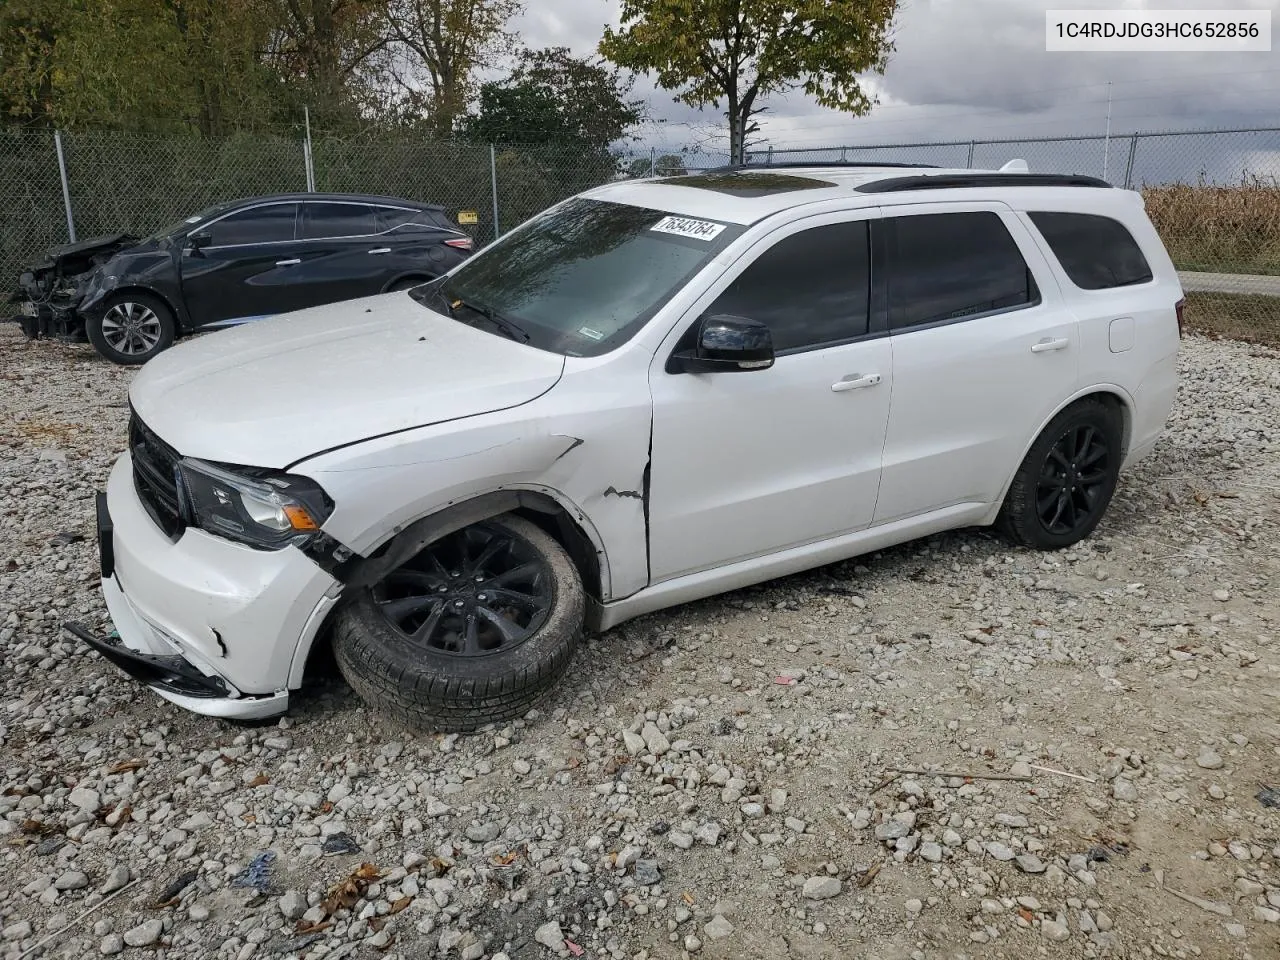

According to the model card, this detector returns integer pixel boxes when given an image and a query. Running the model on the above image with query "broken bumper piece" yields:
[64,620,228,696]
[64,621,290,720]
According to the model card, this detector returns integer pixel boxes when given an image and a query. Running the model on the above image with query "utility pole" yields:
[1102,81,1113,181]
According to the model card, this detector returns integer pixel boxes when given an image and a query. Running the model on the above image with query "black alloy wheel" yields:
[1035,423,1111,537]
[331,513,584,732]
[370,522,553,656]
[997,397,1123,550]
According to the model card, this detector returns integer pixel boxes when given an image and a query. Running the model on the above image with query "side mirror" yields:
[670,314,775,373]
[187,230,211,252]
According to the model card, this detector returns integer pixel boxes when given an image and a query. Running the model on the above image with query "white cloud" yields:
[497,0,1280,153]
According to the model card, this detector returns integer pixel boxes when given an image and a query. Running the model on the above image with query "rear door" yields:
[872,203,1079,524]
[179,202,300,327]
[377,206,471,279]
[290,201,390,307]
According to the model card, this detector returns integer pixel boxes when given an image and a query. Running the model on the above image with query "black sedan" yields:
[11,193,475,364]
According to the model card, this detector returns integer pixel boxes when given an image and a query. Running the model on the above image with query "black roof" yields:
[224,192,446,210]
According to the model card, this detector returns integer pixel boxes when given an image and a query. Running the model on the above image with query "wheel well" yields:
[101,286,178,324]
[297,492,604,684]
[383,273,434,293]
[1076,390,1131,459]
[513,501,604,603]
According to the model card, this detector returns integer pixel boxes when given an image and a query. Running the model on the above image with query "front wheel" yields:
[997,398,1123,550]
[331,514,584,732]
[87,293,175,364]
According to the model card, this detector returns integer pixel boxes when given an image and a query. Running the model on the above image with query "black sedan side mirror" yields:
[670,314,775,373]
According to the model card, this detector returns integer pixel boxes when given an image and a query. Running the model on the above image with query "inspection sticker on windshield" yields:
[650,215,726,241]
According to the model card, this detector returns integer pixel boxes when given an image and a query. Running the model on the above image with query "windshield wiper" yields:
[411,281,531,344]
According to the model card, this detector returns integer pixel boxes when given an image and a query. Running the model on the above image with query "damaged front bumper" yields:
[70,458,340,721]
[9,232,135,339]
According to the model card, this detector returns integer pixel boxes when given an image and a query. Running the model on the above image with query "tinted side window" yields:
[302,203,377,239]
[887,212,1038,331]
[381,208,448,234]
[1029,211,1153,289]
[706,221,870,352]
[206,203,297,246]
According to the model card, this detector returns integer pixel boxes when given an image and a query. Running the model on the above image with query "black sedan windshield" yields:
[146,203,233,241]
[414,197,743,356]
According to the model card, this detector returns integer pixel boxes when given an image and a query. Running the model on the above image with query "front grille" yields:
[129,412,184,538]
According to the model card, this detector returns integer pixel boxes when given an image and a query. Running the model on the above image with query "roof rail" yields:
[856,173,1112,193]
[704,160,939,174]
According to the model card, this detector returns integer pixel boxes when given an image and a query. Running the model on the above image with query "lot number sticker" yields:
[651,215,726,241]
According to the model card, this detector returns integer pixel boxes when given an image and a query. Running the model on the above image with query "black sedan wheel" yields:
[332,514,584,732]
[87,293,175,365]
[997,397,1123,550]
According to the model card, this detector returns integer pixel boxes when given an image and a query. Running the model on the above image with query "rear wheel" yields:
[997,398,1123,550]
[87,292,175,364]
[331,514,583,732]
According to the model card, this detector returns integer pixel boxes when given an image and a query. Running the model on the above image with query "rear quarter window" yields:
[1028,211,1153,290]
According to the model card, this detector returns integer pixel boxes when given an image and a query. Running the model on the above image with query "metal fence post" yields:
[1123,134,1139,189]
[54,130,77,243]
[303,106,316,192]
[766,145,774,165]
[966,141,976,168]
[650,146,656,176]
[490,144,500,241]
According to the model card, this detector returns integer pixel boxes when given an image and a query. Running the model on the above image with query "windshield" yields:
[413,197,744,356]
[146,203,234,241]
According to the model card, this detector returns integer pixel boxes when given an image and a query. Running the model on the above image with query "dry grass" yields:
[1143,178,1280,277]
[1183,292,1280,348]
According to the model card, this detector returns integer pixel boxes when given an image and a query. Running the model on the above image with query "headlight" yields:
[176,458,333,550]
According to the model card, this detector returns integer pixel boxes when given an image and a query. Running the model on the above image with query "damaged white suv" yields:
[69,163,1183,730]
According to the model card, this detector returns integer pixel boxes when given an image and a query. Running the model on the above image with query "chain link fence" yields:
[4,124,1277,344]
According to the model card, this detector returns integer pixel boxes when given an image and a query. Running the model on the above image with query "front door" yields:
[180,202,300,327]
[872,204,1080,524]
[647,213,893,582]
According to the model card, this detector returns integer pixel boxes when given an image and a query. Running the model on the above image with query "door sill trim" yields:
[589,501,989,632]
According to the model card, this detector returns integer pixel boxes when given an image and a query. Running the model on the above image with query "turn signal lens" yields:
[282,503,320,531]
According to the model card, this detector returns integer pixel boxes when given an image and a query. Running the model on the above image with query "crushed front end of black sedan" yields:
[7,233,137,340]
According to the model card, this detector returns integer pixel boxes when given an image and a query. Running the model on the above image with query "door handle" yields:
[368,248,392,255]
[1031,337,1069,353]
[831,373,882,392]
[275,258,301,267]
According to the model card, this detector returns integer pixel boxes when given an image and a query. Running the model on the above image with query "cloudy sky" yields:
[509,0,1280,167]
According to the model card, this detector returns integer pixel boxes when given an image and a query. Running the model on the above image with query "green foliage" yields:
[627,153,687,177]
[459,48,645,149]
[599,0,898,161]
[382,0,523,135]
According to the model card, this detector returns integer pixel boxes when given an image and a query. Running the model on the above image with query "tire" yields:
[87,292,175,365]
[332,514,584,732]
[997,397,1123,550]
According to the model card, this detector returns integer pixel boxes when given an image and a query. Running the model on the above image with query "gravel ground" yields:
[1,324,1278,960]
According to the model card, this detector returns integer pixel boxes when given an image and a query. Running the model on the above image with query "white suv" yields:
[68,163,1183,730]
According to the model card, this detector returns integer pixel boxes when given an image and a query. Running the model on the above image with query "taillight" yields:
[444,237,473,251]
[1174,297,1185,338]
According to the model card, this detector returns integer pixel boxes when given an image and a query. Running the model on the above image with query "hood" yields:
[129,293,566,469]
[40,233,139,273]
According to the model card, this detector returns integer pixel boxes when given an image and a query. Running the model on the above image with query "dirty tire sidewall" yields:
[86,292,176,365]
[332,514,585,733]
[997,397,1123,551]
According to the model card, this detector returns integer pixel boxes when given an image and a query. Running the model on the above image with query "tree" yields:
[0,0,331,134]
[459,47,644,149]
[599,0,897,163]
[382,0,522,135]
